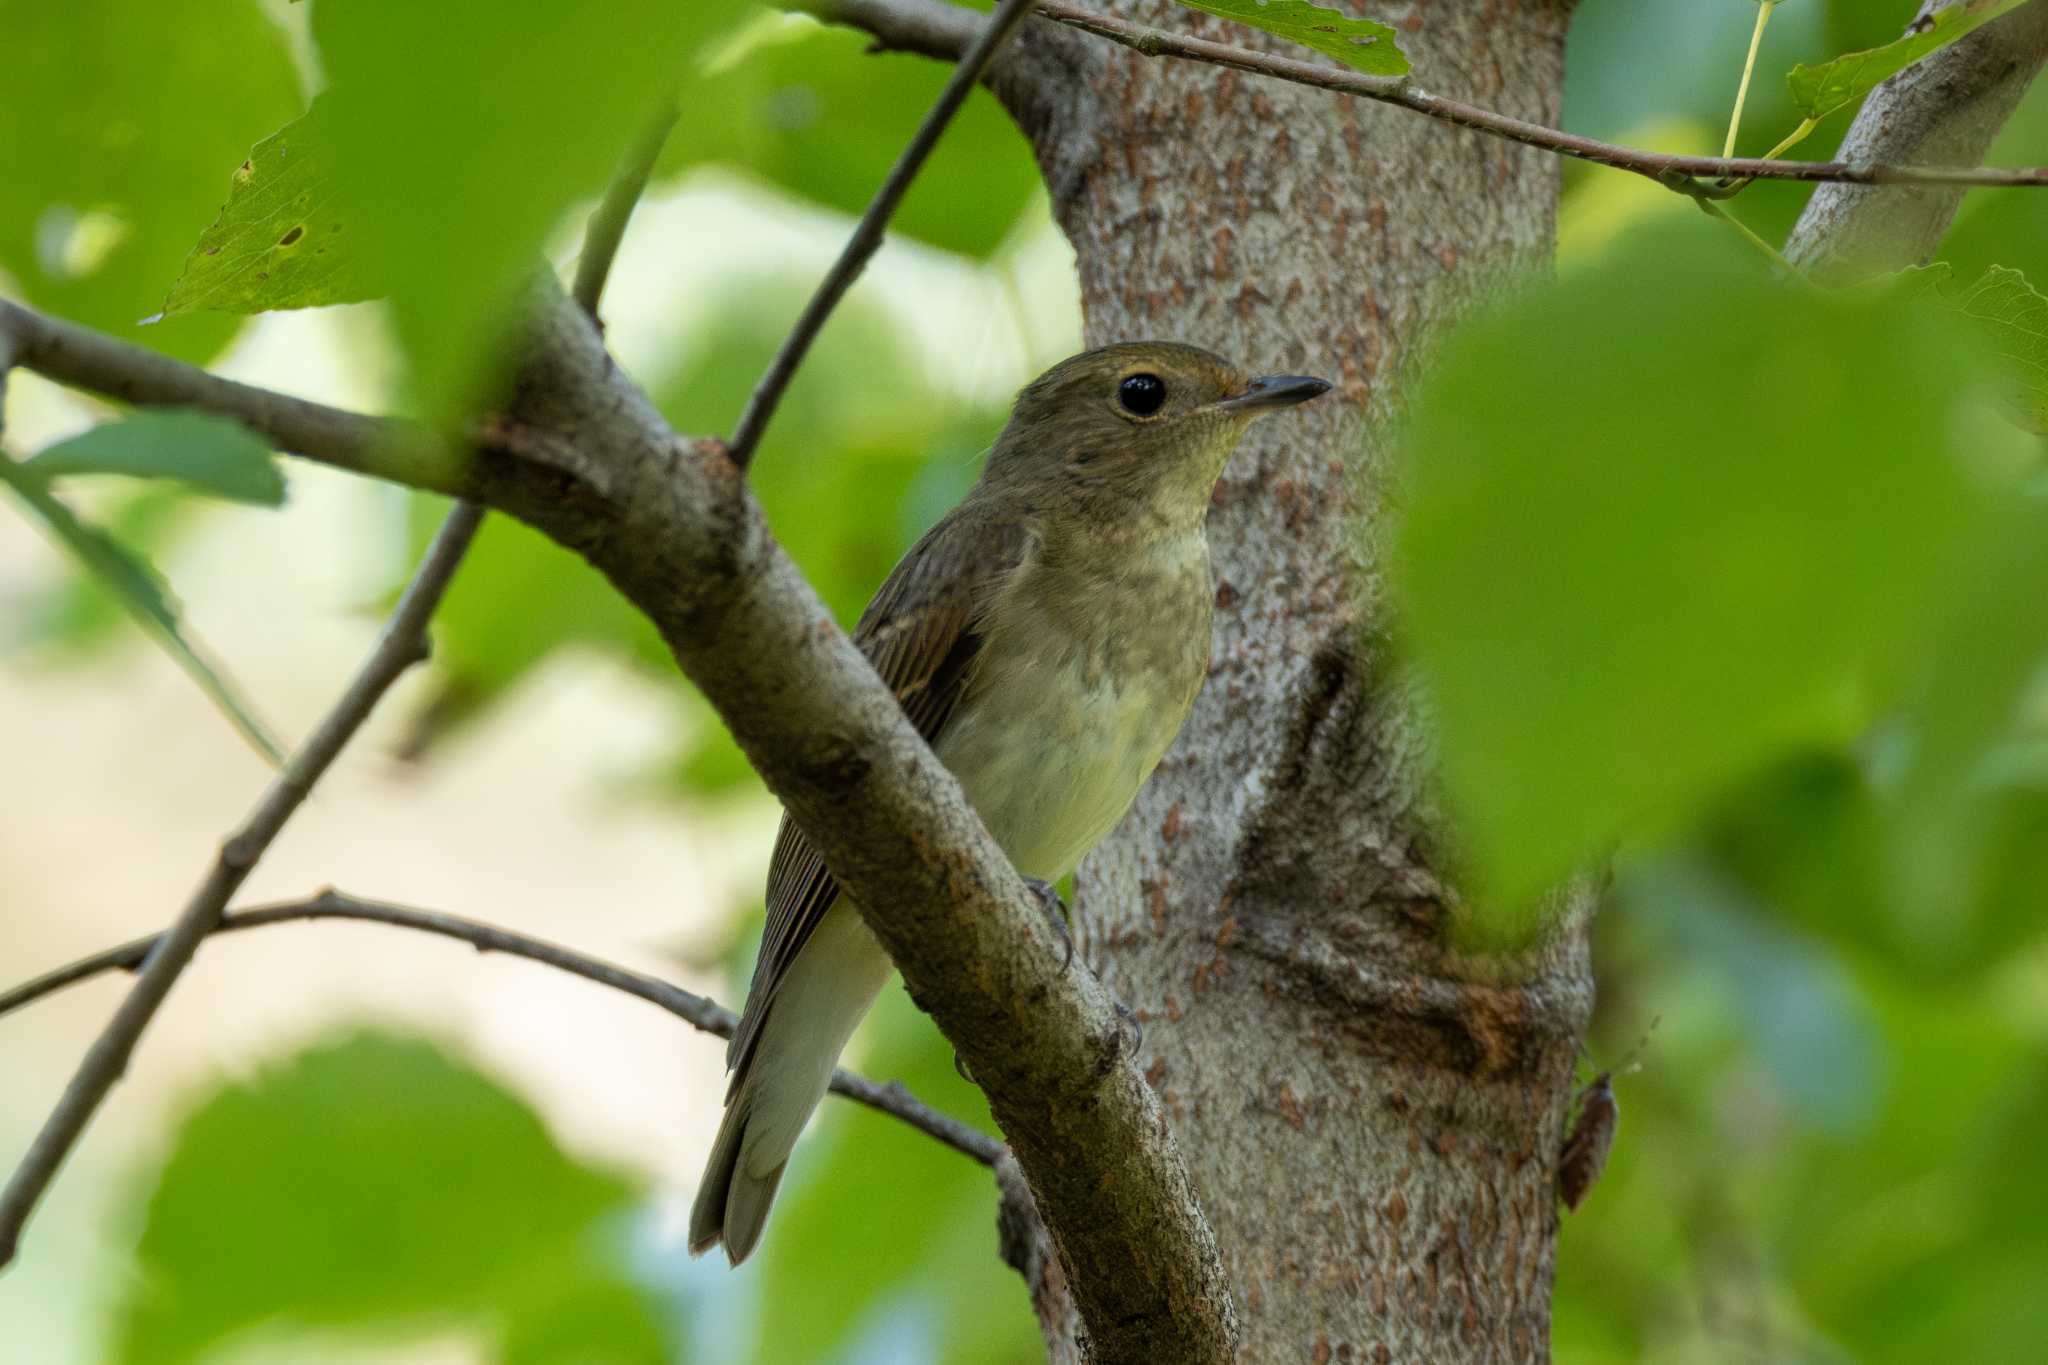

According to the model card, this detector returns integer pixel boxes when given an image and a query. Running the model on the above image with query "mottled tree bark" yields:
[993,3,1596,1360]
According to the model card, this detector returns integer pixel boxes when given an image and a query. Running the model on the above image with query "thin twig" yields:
[0,505,484,1269]
[726,0,1041,469]
[798,0,2048,195]
[0,889,1004,1167]
[572,98,683,319]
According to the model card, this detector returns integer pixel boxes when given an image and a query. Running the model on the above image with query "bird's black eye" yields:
[1118,372,1167,416]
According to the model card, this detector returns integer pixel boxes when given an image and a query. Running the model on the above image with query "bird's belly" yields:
[933,645,1196,881]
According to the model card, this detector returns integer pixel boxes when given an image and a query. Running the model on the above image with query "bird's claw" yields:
[1024,877,1074,973]
[1115,999,1143,1056]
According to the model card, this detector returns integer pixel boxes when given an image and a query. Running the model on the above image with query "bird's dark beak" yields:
[1219,373,1333,412]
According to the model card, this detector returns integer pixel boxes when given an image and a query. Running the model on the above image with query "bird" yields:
[689,340,1331,1264]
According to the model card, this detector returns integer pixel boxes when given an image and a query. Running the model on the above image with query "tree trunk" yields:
[1010,2,1594,1359]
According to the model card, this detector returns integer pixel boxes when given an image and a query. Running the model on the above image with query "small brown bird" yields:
[689,341,1330,1263]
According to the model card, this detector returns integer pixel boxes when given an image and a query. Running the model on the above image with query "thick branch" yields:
[0,890,1001,1167]
[0,505,482,1268]
[800,0,2048,195]
[1786,0,2048,279]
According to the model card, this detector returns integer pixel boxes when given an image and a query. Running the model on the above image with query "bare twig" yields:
[572,98,683,319]
[0,505,484,1269]
[0,890,1003,1167]
[796,0,2048,196]
[726,0,1041,469]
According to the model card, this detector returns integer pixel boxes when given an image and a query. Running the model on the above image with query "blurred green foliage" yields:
[111,1032,671,1364]
[2,0,2046,1361]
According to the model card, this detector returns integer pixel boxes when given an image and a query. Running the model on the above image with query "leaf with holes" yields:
[161,104,376,316]
[1169,0,1408,77]
[27,411,287,504]
[0,455,283,762]
[1897,263,2048,434]
[1787,0,2031,123]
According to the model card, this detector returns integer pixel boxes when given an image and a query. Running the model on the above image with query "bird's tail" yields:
[688,903,894,1264]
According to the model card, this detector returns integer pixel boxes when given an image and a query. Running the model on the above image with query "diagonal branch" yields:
[796,0,2048,195]
[0,504,484,1268]
[0,889,1002,1167]
[727,0,1042,469]
[1786,0,2048,280]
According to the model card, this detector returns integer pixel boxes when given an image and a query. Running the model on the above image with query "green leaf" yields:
[1787,0,2031,123]
[27,411,286,505]
[1168,0,1409,77]
[166,0,712,420]
[160,105,376,316]
[112,1031,672,1365]
[0,454,284,763]
[0,0,301,364]
[1897,263,2048,435]
[1394,221,1997,914]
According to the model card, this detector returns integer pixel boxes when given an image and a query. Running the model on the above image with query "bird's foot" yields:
[1115,999,1144,1056]
[1024,877,1074,973]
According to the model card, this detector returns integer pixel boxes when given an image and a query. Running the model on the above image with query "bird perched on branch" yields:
[690,341,1330,1263]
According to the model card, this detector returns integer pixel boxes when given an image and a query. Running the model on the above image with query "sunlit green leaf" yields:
[0,454,283,762]
[1169,0,1409,76]
[28,411,286,505]
[0,0,301,363]
[112,1031,671,1365]
[1787,0,2031,123]
[161,105,376,316]
[1395,221,1995,913]
[171,0,710,419]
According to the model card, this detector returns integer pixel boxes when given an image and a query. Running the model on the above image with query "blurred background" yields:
[2,1,2045,1361]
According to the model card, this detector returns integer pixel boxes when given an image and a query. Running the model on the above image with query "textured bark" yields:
[1786,0,2048,281]
[1000,2,1595,1360]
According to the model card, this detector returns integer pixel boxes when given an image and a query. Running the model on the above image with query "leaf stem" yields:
[1724,1,1780,160]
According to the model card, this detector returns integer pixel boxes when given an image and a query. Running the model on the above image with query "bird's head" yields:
[982,340,1330,529]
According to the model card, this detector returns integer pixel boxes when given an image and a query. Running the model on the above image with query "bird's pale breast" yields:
[934,528,1212,881]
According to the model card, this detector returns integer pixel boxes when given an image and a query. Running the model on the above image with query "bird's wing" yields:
[724,510,1030,1088]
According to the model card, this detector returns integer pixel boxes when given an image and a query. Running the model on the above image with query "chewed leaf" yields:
[1169,0,1409,77]
[1897,263,2048,435]
[0,456,284,763]
[28,411,287,504]
[1787,0,2030,123]
[161,102,376,316]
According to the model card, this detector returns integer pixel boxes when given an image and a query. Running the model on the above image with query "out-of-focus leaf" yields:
[1787,0,2031,123]
[27,411,286,505]
[0,0,300,363]
[177,0,710,418]
[1395,221,1994,915]
[0,455,283,762]
[667,18,1039,258]
[1169,0,1409,76]
[752,986,1037,1364]
[112,1031,671,1365]
[1896,263,2048,434]
[161,106,375,316]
